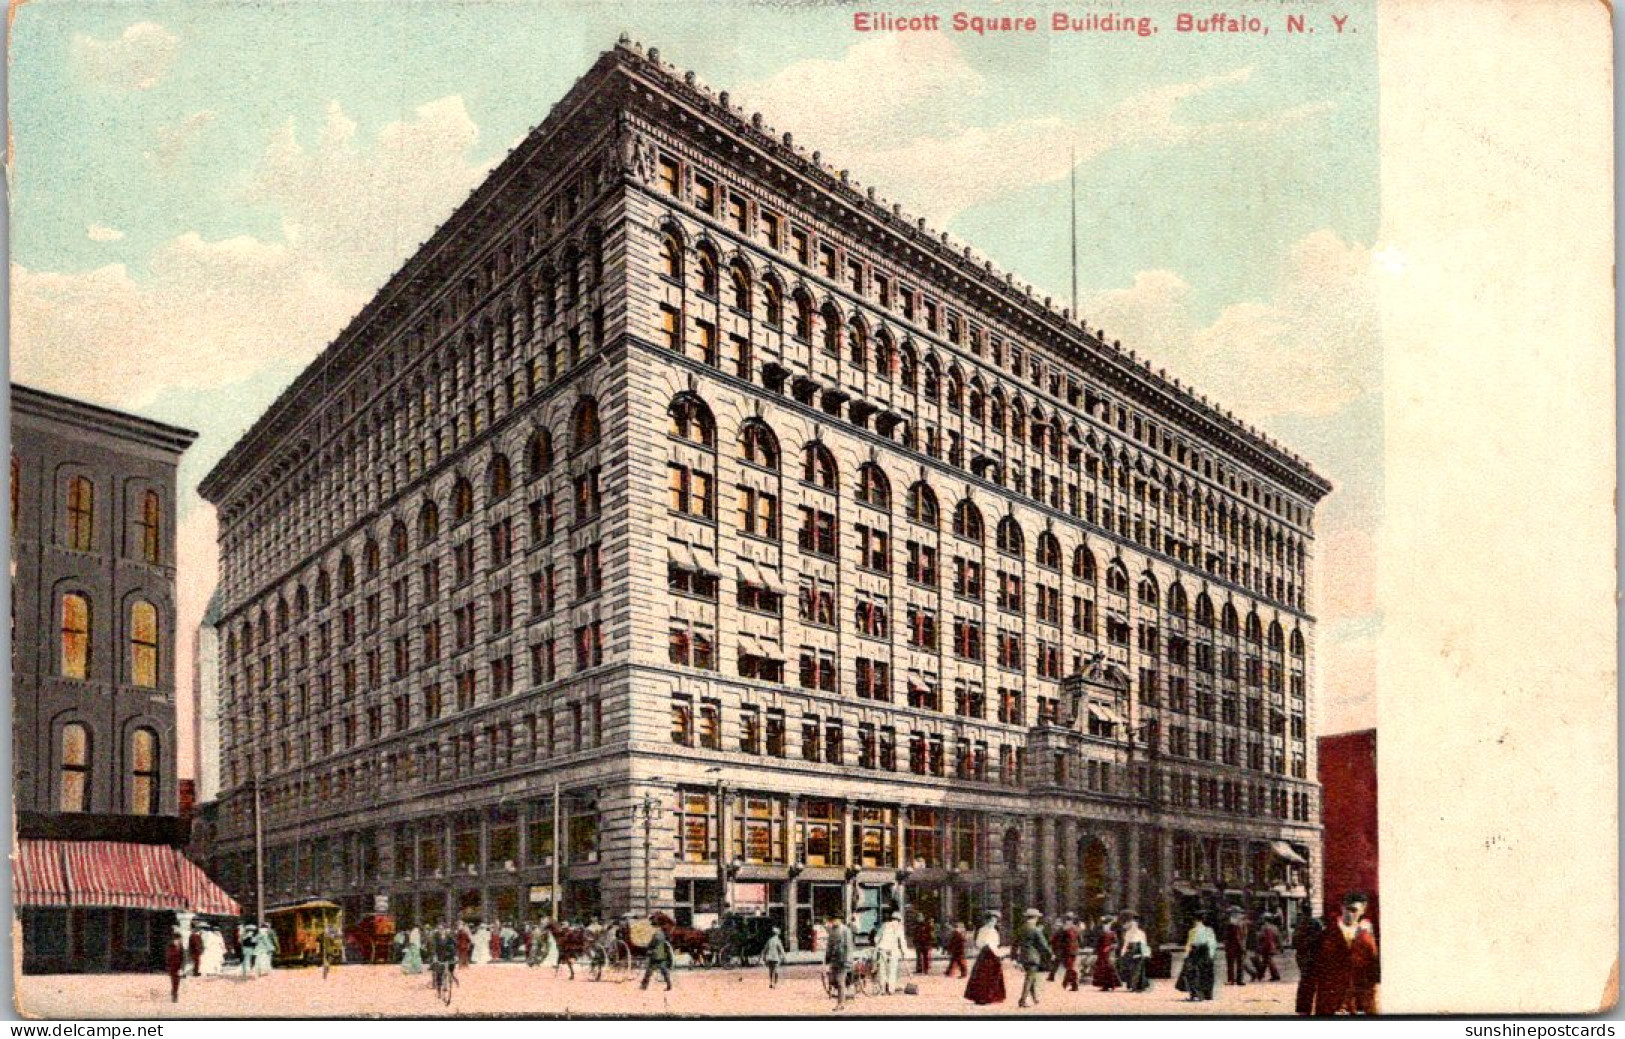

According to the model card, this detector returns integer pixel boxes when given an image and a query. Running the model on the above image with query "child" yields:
[762,926,787,988]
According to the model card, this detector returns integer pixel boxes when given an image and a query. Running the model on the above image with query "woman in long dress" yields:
[471,924,493,965]
[199,928,227,976]
[1092,925,1121,991]
[255,926,278,976]
[1118,915,1151,992]
[963,911,1006,1005]
[1179,915,1219,1001]
[401,928,425,974]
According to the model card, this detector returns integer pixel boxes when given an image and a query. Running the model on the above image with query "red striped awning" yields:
[15,840,240,916]
[14,838,71,906]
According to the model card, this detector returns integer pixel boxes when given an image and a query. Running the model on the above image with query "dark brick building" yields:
[1317,728,1377,931]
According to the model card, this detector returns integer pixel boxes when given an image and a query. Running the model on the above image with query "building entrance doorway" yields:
[1080,838,1110,920]
[796,882,844,950]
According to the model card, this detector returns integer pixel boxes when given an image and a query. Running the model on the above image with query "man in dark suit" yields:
[1223,907,1250,986]
[165,929,186,1003]
[1309,892,1380,1015]
[187,925,205,976]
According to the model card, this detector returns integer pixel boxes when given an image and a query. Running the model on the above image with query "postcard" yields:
[6,0,1613,1019]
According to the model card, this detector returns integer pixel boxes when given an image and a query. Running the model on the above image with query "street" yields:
[18,957,1303,1018]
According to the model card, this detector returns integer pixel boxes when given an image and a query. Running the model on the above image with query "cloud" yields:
[1085,229,1378,421]
[70,22,178,92]
[744,43,1330,225]
[147,110,216,168]
[86,224,124,242]
[246,96,492,288]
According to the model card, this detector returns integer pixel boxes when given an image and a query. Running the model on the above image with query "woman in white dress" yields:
[199,928,227,976]
[471,924,493,965]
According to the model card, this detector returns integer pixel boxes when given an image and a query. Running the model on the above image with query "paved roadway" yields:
[18,957,1304,1018]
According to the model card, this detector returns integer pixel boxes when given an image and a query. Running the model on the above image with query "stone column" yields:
[1058,815,1079,915]
[1126,823,1142,913]
[1037,815,1057,914]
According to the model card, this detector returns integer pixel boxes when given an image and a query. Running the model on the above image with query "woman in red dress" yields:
[1092,924,1121,991]
[964,912,1007,1005]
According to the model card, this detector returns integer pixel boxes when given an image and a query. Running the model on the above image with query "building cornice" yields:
[10,384,198,456]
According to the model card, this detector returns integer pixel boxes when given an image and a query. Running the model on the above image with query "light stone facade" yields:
[199,39,1328,947]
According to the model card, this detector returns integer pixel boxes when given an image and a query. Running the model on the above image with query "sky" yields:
[8,0,1380,778]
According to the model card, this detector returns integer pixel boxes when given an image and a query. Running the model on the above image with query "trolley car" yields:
[265,899,344,966]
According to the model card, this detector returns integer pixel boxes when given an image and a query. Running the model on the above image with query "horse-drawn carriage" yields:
[554,914,677,982]
[701,914,775,968]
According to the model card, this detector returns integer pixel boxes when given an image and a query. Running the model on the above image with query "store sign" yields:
[529,885,554,904]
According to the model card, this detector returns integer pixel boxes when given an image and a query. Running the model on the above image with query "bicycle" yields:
[820,954,876,999]
[430,960,458,1005]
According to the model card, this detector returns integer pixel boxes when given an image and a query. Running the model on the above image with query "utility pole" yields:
[635,782,664,917]
[252,774,265,926]
[714,775,728,924]
[551,780,562,922]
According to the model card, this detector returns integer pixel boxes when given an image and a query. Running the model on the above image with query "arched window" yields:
[697,245,720,297]
[740,422,780,469]
[1246,611,1263,644]
[1168,583,1189,617]
[907,482,939,528]
[793,292,814,341]
[488,454,513,502]
[1106,563,1130,595]
[669,396,715,447]
[996,516,1024,556]
[946,369,964,412]
[875,331,895,379]
[660,231,683,280]
[1196,593,1215,628]
[820,303,842,357]
[1269,620,1285,651]
[67,474,94,551]
[857,464,891,509]
[452,477,475,521]
[899,346,918,391]
[130,728,159,816]
[295,584,310,618]
[419,501,440,545]
[59,723,90,813]
[921,358,941,402]
[848,320,868,369]
[1073,546,1097,582]
[1221,603,1240,635]
[316,569,332,607]
[730,262,752,311]
[1011,403,1027,440]
[138,490,162,564]
[1138,573,1160,607]
[526,430,554,477]
[61,592,91,679]
[802,443,837,490]
[275,597,289,634]
[1036,531,1061,570]
[391,520,409,561]
[572,398,601,450]
[1003,827,1022,869]
[762,278,784,328]
[953,499,984,542]
[1291,628,1305,657]
[364,538,381,576]
[968,382,985,424]
[339,554,356,594]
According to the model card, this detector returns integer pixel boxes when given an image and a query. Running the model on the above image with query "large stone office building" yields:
[200,39,1328,948]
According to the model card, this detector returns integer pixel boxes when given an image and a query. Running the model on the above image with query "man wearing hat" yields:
[1051,913,1081,990]
[165,927,186,1003]
[1223,905,1251,987]
[1308,892,1380,1015]
[944,920,969,978]
[1254,912,1284,982]
[1015,908,1054,1008]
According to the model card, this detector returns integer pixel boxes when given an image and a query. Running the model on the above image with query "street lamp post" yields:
[635,780,664,917]
[706,768,727,924]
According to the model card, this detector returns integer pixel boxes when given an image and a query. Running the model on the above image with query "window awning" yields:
[1089,703,1126,726]
[17,839,240,916]
[670,545,698,571]
[1271,840,1308,865]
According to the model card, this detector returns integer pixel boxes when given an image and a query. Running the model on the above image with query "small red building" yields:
[1317,729,1378,932]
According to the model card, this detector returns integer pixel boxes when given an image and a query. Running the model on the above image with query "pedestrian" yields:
[1118,912,1152,992]
[1293,914,1324,1014]
[1223,906,1250,987]
[1255,913,1283,982]
[1052,913,1080,990]
[824,915,855,1009]
[874,909,906,994]
[238,924,256,978]
[165,928,185,1004]
[762,926,786,988]
[911,912,935,974]
[455,922,473,968]
[255,924,278,976]
[1092,915,1120,991]
[555,922,577,979]
[944,921,969,978]
[1308,892,1380,1015]
[321,926,343,979]
[1177,914,1219,1001]
[199,926,226,976]
[1015,908,1052,1008]
[639,917,674,991]
[187,923,205,977]
[964,911,1006,1005]
[401,927,425,974]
